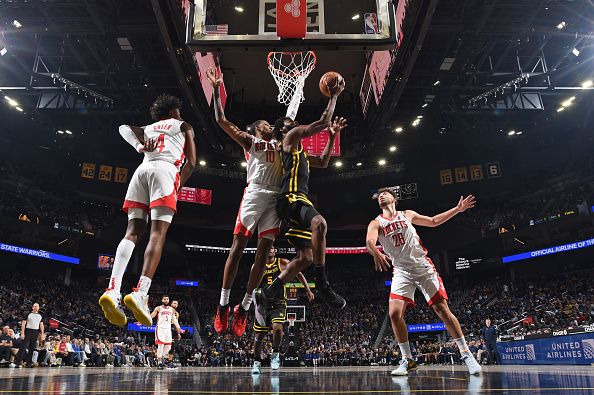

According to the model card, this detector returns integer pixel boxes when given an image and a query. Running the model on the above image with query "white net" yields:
[267,51,316,117]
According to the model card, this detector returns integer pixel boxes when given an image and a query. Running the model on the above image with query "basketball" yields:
[319,71,344,97]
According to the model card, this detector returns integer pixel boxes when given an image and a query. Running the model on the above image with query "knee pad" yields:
[150,206,175,223]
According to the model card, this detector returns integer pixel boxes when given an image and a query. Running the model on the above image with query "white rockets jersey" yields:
[143,118,186,169]
[156,305,175,329]
[375,211,433,272]
[244,136,282,190]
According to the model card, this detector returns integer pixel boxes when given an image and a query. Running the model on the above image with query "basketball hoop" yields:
[288,316,296,328]
[267,51,316,110]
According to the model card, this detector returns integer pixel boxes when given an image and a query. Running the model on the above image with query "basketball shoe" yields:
[231,304,248,337]
[316,281,346,310]
[251,360,261,375]
[462,353,482,375]
[391,358,418,376]
[99,289,127,326]
[271,352,281,370]
[214,305,230,334]
[123,290,152,326]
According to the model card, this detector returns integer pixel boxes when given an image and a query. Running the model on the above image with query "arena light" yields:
[508,130,516,136]
[389,146,397,152]
[581,80,593,88]
[65,130,72,135]
[556,21,566,29]
[516,131,523,136]
[0,47,6,56]
[433,80,440,86]
[422,103,428,108]
[394,126,403,133]
[561,97,575,107]
[234,6,244,12]
[240,161,247,168]
[4,96,18,107]
[557,107,565,112]
[15,106,23,112]
[57,130,65,134]
[411,119,420,127]
[572,48,580,57]
[12,20,22,28]
[199,160,206,166]
[416,115,423,119]
[378,159,386,166]
[351,14,360,20]
[356,162,362,166]
[334,160,343,168]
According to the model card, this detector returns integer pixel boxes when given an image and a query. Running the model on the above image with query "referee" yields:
[16,303,44,367]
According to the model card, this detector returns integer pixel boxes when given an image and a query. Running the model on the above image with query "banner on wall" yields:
[497,332,594,365]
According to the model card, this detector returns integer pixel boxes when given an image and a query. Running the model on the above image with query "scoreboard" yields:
[302,131,340,156]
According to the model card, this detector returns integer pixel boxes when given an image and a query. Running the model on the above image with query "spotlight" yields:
[516,131,523,135]
[422,103,428,108]
[351,14,360,20]
[433,80,440,86]
[416,115,423,119]
[335,161,343,168]
[15,106,23,112]
[412,119,420,127]
[65,130,72,135]
[356,162,362,167]
[234,6,244,12]
[572,48,580,57]
[394,127,403,133]
[389,146,397,152]
[13,20,22,28]
[557,107,565,112]
[57,130,65,134]
[241,161,247,168]
[199,160,206,166]
[378,159,386,166]
[508,130,516,136]
[5,96,18,107]
[0,47,6,56]
[561,97,575,107]
[556,21,566,29]
[581,80,593,88]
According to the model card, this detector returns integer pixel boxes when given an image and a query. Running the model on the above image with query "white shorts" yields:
[155,326,172,345]
[234,185,280,240]
[389,264,448,308]
[123,160,180,214]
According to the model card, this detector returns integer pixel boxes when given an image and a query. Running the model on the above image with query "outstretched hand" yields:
[206,67,222,88]
[373,252,392,272]
[456,195,476,213]
[328,116,347,138]
[330,77,346,97]
[138,138,157,153]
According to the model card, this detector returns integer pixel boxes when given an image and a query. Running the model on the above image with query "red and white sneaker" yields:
[231,304,248,337]
[214,305,230,334]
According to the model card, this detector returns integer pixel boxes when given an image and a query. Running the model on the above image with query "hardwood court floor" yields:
[0,365,593,394]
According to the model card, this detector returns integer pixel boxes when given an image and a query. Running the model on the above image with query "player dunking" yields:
[151,295,184,369]
[251,247,314,375]
[255,84,348,313]
[207,68,283,336]
[365,188,481,376]
[99,94,196,327]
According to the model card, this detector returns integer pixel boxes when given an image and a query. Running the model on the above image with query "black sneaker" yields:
[317,282,346,309]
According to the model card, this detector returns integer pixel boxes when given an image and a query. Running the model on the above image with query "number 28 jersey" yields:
[245,137,282,190]
[143,118,186,170]
[376,211,433,272]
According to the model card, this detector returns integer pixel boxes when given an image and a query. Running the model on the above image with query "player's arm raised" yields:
[405,195,476,227]
[207,68,252,151]
[308,117,347,168]
[366,220,392,272]
[179,122,196,189]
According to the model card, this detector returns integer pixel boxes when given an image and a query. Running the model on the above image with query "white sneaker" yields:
[251,361,261,375]
[100,289,127,326]
[123,290,152,326]
[270,352,280,370]
[9,363,16,368]
[391,359,417,376]
[462,353,482,375]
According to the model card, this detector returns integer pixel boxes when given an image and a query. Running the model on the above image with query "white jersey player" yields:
[366,188,482,376]
[99,94,196,328]
[151,296,184,369]
[207,68,283,337]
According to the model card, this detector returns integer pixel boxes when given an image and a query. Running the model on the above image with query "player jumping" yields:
[251,247,314,375]
[99,94,196,327]
[365,188,481,376]
[151,295,184,369]
[207,68,284,337]
[255,83,348,314]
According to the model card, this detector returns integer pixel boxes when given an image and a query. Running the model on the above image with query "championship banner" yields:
[302,131,340,156]
[497,332,594,365]
[178,187,212,205]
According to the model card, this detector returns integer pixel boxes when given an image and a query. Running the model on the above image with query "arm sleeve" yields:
[119,125,143,152]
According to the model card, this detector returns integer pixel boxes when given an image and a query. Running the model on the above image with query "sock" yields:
[272,347,279,353]
[220,289,230,307]
[314,265,327,285]
[398,342,413,359]
[241,293,253,311]
[109,239,135,293]
[136,276,152,296]
[454,336,470,355]
[264,277,285,298]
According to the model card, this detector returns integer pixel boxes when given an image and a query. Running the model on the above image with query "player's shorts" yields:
[123,160,180,215]
[155,326,173,346]
[234,184,281,240]
[389,264,448,309]
[276,193,320,250]
[253,300,287,332]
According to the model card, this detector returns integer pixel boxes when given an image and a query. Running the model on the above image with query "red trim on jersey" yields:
[259,227,280,239]
[233,188,253,237]
[428,282,448,306]
[380,213,399,221]
[244,150,251,161]
[174,151,185,167]
[155,327,172,346]
[149,173,180,213]
[122,200,149,213]
[390,293,415,307]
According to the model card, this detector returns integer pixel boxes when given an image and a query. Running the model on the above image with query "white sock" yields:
[220,289,230,306]
[454,336,470,354]
[109,239,135,293]
[241,293,253,310]
[136,276,152,296]
[398,342,412,359]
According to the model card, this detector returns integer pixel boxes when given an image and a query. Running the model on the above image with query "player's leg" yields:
[124,208,173,326]
[270,321,284,370]
[251,331,266,374]
[389,273,418,376]
[156,344,165,368]
[163,345,173,368]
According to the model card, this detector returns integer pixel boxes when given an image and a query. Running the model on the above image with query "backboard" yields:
[186,0,397,51]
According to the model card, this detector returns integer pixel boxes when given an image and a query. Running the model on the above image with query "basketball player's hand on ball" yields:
[328,117,347,137]
[331,78,346,97]
[206,67,222,87]
[138,138,157,153]
[456,195,476,213]
[373,252,392,272]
